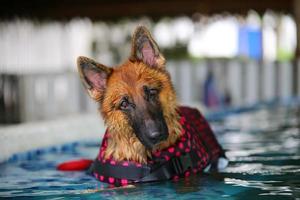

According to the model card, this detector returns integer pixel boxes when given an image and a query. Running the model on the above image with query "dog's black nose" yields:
[149,131,167,144]
[142,119,169,146]
[145,120,160,139]
[149,131,160,139]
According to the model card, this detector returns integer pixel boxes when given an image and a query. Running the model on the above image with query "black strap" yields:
[91,150,201,183]
[140,151,197,182]
[91,159,151,180]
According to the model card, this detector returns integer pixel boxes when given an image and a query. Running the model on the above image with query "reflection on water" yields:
[0,104,299,199]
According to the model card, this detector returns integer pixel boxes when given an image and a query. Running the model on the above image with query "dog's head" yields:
[77,26,178,150]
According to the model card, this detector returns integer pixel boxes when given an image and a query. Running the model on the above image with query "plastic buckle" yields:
[171,153,193,175]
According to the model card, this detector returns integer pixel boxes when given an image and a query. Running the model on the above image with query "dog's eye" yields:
[143,86,159,101]
[120,100,129,110]
[144,86,159,101]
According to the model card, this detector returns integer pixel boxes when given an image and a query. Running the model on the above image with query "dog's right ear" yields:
[77,56,112,101]
[130,26,165,69]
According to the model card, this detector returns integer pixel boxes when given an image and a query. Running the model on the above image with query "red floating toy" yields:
[57,159,93,171]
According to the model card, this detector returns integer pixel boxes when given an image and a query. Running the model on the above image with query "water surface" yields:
[0,105,299,199]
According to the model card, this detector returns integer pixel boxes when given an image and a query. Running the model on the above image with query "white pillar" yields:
[245,60,259,105]
[262,61,276,101]
[278,62,293,100]
[178,60,193,104]
[227,60,243,106]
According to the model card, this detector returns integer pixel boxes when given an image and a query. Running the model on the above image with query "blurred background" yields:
[1,2,300,196]
[0,0,299,124]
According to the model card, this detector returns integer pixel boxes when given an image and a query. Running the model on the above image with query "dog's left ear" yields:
[77,56,112,102]
[130,26,165,69]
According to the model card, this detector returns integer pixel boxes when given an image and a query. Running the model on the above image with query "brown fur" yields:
[101,61,182,163]
[77,26,183,164]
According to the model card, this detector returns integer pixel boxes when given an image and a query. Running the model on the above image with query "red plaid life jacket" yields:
[90,106,225,186]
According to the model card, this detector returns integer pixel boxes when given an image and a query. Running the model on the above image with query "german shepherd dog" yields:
[75,26,226,185]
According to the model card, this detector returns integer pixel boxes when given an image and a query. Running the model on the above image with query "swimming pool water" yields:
[0,104,299,199]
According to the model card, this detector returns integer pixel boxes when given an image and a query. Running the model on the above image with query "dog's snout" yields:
[145,119,158,132]
[131,108,169,149]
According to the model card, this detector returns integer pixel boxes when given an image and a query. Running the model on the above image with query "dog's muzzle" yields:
[133,118,169,150]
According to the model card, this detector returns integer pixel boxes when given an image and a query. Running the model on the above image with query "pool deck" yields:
[0,113,105,163]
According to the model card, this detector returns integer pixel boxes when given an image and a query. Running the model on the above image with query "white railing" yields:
[168,59,299,106]
[1,59,299,123]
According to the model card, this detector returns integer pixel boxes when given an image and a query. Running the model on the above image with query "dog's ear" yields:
[77,56,112,101]
[130,26,165,69]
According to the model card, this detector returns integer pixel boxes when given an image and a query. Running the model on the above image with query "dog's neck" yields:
[103,110,182,164]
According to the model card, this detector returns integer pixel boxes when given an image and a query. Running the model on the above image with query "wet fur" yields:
[78,26,182,164]
[102,61,182,163]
